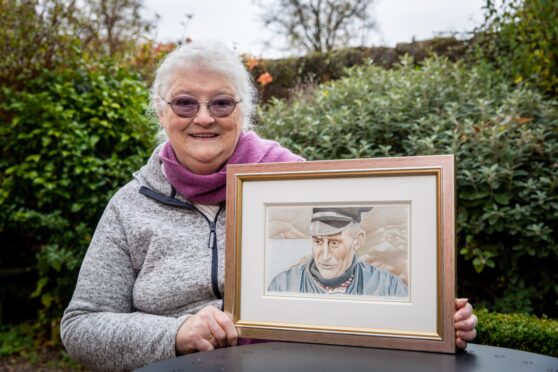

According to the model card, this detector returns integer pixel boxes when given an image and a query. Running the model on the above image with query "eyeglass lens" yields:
[168,95,238,118]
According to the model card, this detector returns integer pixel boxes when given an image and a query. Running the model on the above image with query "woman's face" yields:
[159,68,243,175]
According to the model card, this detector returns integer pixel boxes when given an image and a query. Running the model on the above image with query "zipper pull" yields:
[209,221,217,250]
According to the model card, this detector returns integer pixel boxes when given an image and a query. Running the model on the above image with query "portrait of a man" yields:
[267,207,409,297]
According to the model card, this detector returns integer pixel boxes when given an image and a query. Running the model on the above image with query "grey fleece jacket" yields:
[60,145,225,371]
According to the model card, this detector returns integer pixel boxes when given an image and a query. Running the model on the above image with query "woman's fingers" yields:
[199,306,237,348]
[205,313,229,348]
[176,306,238,354]
[192,334,215,353]
[214,309,238,346]
[180,315,215,354]
[454,300,473,321]
[456,337,468,350]
[456,313,478,332]
[456,328,477,350]
[457,328,477,342]
[455,298,468,309]
[454,298,477,350]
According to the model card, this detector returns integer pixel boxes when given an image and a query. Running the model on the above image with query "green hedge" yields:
[0,61,156,336]
[476,309,558,357]
[257,56,558,316]
[250,37,468,102]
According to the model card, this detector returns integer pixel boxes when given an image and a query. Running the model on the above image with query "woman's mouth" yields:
[190,133,218,139]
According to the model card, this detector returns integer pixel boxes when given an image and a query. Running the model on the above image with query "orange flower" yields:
[257,72,273,86]
[514,117,533,124]
[246,57,259,71]
[154,42,176,55]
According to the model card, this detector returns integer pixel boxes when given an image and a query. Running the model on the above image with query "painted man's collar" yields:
[308,255,358,288]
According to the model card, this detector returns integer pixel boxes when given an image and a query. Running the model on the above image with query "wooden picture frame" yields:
[225,155,456,353]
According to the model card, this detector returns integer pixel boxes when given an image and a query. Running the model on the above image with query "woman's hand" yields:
[176,306,238,355]
[455,298,478,350]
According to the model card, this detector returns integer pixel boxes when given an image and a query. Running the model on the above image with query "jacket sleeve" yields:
[60,197,188,371]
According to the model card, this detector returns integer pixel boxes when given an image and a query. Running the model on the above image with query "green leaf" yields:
[31,277,48,298]
[41,293,53,308]
[70,203,83,213]
[494,193,510,205]
[473,257,485,273]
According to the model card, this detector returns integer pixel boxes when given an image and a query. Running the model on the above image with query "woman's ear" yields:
[157,107,165,128]
[155,96,167,128]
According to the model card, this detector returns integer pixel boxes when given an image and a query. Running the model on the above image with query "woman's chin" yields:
[184,155,227,174]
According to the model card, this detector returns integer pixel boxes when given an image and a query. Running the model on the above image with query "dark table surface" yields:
[136,342,558,372]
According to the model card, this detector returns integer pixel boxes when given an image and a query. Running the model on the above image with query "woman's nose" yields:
[193,104,215,126]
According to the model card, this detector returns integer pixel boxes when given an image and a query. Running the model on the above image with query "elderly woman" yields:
[60,40,477,371]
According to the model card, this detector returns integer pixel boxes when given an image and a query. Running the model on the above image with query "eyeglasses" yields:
[160,94,241,118]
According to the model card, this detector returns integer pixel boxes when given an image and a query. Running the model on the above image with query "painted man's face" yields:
[311,227,358,279]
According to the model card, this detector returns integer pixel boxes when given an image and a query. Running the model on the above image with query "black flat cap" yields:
[308,207,373,235]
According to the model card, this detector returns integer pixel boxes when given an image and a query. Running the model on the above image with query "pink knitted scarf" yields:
[159,131,304,203]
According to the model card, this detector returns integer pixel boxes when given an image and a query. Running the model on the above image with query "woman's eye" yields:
[174,98,197,107]
[211,98,234,107]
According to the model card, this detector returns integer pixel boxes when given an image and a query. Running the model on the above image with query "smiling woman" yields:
[59,40,478,370]
[158,68,243,175]
[59,40,304,370]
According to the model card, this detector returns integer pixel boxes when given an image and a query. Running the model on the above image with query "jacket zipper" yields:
[207,207,224,300]
[139,186,224,299]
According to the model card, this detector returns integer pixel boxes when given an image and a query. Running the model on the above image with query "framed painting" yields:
[224,155,456,353]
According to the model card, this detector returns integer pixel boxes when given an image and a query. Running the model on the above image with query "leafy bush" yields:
[0,322,85,369]
[472,0,558,96]
[0,0,158,97]
[0,323,34,357]
[257,56,558,316]
[0,61,156,338]
[476,308,558,357]
[0,0,82,90]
